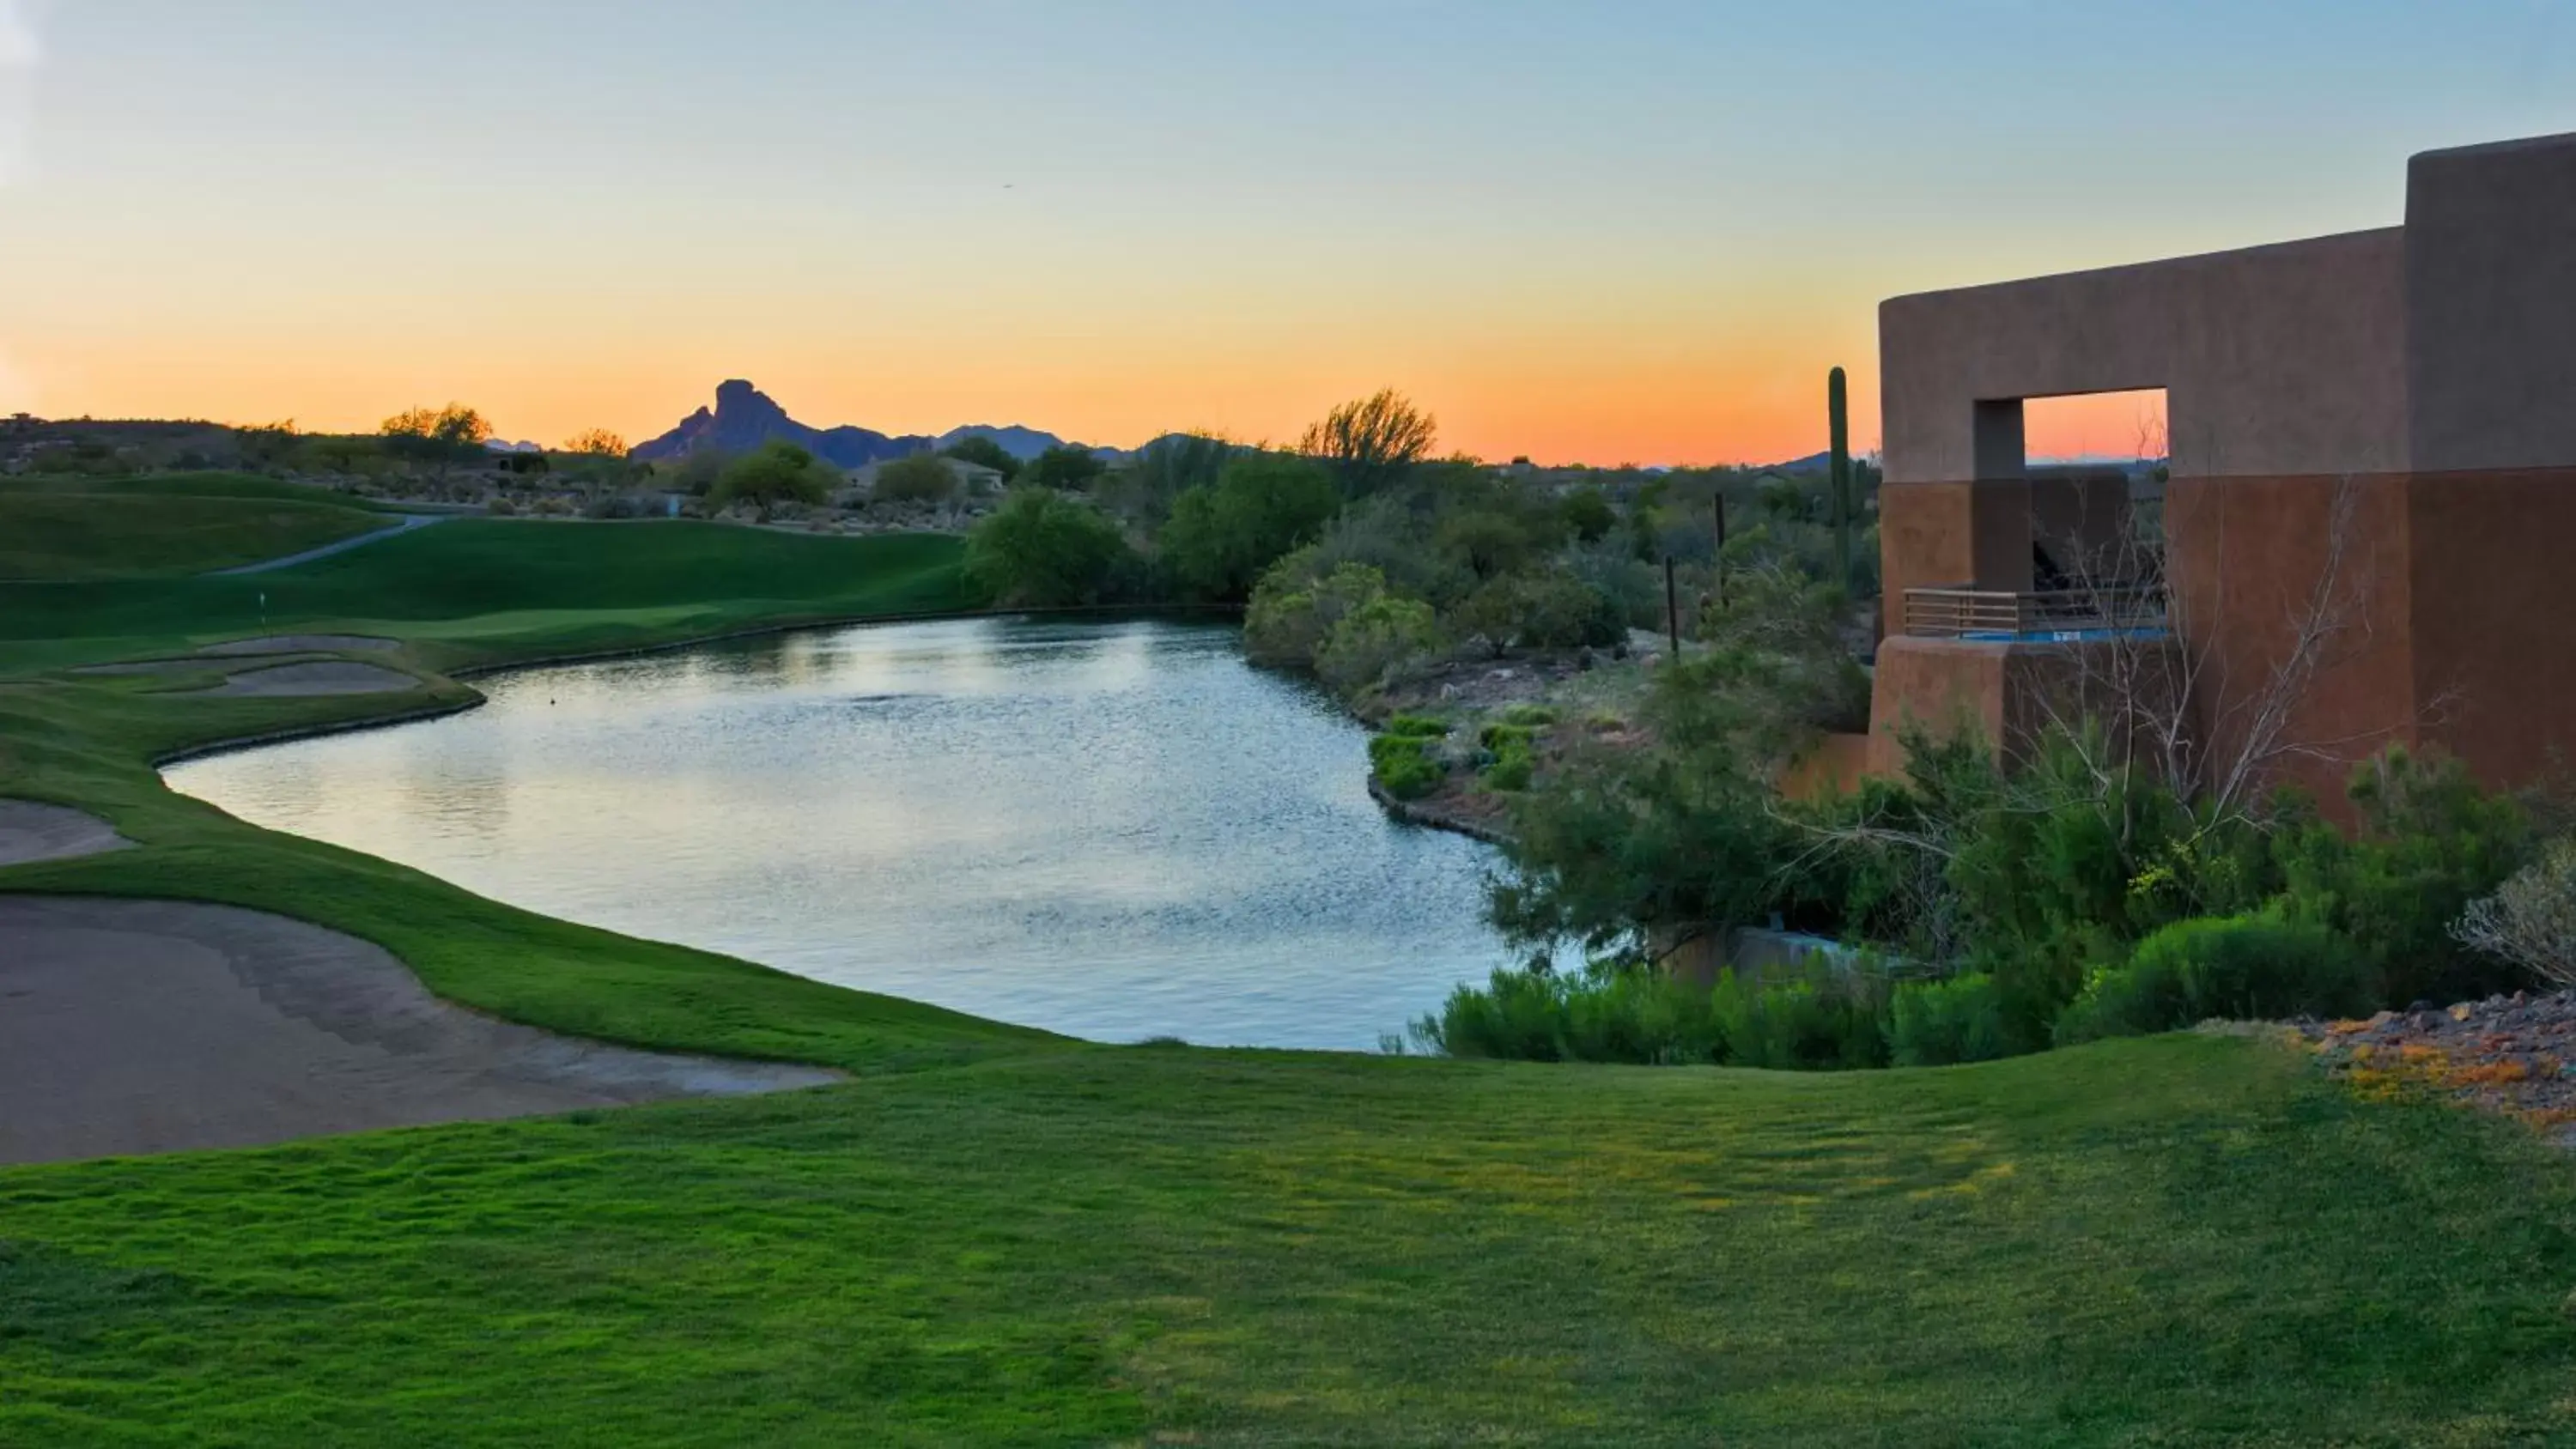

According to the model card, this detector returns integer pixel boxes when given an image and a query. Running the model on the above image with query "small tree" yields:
[1022,444,1106,491]
[712,440,831,520]
[381,403,492,480]
[872,453,958,504]
[562,428,626,457]
[963,487,1137,607]
[234,419,300,470]
[1297,389,1436,497]
[941,434,1022,482]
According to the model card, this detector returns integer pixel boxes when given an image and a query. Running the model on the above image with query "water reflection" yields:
[167,618,1513,1049]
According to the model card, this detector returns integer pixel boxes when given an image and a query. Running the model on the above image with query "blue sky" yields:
[3,0,2570,460]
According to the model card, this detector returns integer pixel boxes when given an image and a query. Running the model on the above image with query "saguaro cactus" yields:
[1827,367,1853,590]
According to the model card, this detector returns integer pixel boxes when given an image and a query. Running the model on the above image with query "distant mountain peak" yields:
[630,382,1124,468]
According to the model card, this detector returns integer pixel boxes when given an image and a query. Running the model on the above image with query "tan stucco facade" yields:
[1851,130,2576,813]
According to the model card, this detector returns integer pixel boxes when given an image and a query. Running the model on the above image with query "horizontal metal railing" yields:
[1902,585,2166,639]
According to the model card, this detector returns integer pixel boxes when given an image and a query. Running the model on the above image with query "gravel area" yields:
[2300,990,2576,1146]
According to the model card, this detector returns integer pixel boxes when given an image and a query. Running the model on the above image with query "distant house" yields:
[844,455,1005,502]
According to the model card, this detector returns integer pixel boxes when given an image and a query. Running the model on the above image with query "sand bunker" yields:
[191,661,421,697]
[0,801,134,867]
[198,634,401,656]
[0,896,841,1166]
[71,659,227,677]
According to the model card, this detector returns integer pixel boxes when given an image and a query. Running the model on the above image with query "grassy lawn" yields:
[0,493,388,581]
[4,494,2574,1444]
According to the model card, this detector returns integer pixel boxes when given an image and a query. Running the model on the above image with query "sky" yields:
[2,2,2572,466]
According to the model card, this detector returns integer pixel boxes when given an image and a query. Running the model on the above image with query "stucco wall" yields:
[2405,468,2576,786]
[1878,228,2410,484]
[2405,132,2576,472]
[2161,473,2420,814]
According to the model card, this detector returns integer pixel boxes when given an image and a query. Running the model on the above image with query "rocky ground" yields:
[2298,991,2576,1146]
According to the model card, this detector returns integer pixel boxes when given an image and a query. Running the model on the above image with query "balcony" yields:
[1901,585,2166,641]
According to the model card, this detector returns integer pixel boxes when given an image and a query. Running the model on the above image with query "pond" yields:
[166,618,1519,1051]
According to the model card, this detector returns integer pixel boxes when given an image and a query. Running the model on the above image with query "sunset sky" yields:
[3,1,2572,464]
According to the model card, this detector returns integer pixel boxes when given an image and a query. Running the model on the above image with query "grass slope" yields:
[7,1039,2576,1445]
[0,493,386,581]
[3,507,2573,1444]
[0,517,974,676]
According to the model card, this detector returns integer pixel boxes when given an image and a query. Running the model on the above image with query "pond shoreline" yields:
[167,614,1516,1052]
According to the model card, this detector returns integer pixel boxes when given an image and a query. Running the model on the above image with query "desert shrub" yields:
[872,453,957,504]
[1482,737,1535,792]
[940,434,1023,483]
[963,487,1138,607]
[2275,746,2531,1006]
[1296,494,1475,607]
[584,494,653,520]
[1450,570,1622,654]
[1159,452,1340,601]
[1563,542,1666,632]
[1243,558,1389,668]
[1559,485,1617,543]
[1413,961,1715,1064]
[1315,595,1440,694]
[2452,836,2576,986]
[1385,713,1450,738]
[1369,731,1444,800]
[713,441,832,518]
[1710,967,1890,1070]
[1888,973,2015,1065]
[1021,444,1105,491]
[2054,912,2372,1045]
[485,495,517,517]
[1101,433,1235,526]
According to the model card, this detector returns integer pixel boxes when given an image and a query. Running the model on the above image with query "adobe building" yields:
[1834,130,2576,812]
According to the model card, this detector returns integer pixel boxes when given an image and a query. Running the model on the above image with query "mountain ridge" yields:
[631,381,1126,467]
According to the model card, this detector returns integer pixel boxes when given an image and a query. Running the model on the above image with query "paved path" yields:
[0,896,841,1165]
[210,512,447,577]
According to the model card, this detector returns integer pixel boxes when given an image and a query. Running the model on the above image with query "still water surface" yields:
[167,618,1515,1049]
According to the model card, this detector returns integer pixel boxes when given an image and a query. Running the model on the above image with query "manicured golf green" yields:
[4,495,2573,1446]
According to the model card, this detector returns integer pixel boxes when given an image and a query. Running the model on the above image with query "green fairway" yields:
[0,515,974,676]
[0,492,388,581]
[4,508,2574,1445]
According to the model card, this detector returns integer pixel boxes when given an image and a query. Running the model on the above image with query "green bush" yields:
[1710,967,1889,1070]
[1160,452,1340,601]
[2055,912,2372,1045]
[1385,713,1450,738]
[962,487,1138,607]
[1244,559,1388,668]
[1369,732,1444,800]
[1888,973,2015,1066]
[1449,569,1624,653]
[2275,747,2531,1006]
[1499,704,1558,728]
[712,441,833,517]
[1479,722,1535,751]
[1416,962,1719,1065]
[1482,739,1534,792]
[872,453,957,503]
[1316,595,1440,694]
